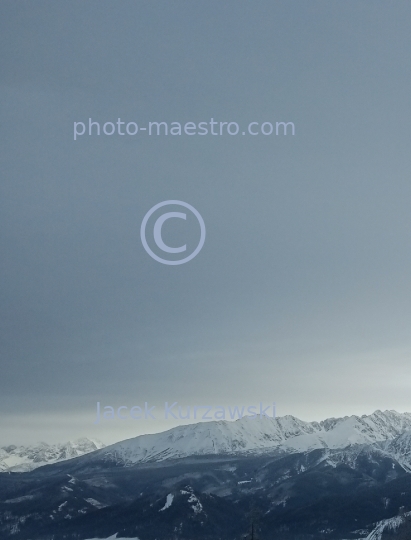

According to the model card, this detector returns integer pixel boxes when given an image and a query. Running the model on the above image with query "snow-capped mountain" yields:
[2,410,411,474]
[3,412,411,540]
[0,438,105,472]
[96,409,411,466]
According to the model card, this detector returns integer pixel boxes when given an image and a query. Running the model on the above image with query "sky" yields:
[1,1,411,445]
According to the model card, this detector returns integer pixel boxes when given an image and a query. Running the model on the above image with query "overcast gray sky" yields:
[1,1,411,445]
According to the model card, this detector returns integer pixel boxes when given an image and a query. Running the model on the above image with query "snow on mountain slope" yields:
[379,430,411,471]
[365,511,411,540]
[98,415,315,465]
[3,410,411,473]
[0,438,105,472]
[97,410,411,465]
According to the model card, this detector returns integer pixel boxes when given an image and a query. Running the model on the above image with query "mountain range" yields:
[2,410,411,539]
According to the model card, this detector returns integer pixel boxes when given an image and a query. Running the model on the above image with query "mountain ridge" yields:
[94,409,411,467]
[0,437,105,472]
[3,410,411,474]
